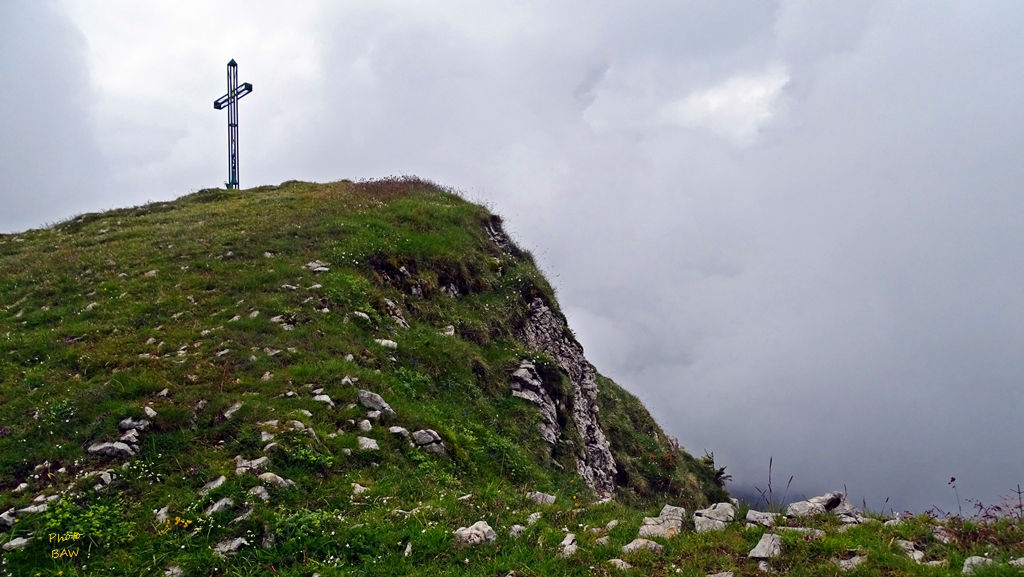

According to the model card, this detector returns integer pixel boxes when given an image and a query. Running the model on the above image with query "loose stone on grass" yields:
[638,504,685,539]
[357,437,379,451]
[622,538,663,554]
[962,557,994,574]
[527,491,556,505]
[748,533,781,559]
[454,520,496,547]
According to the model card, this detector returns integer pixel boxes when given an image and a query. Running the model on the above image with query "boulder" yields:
[895,540,924,563]
[258,472,295,488]
[527,491,556,505]
[389,426,410,440]
[213,537,248,558]
[746,510,780,527]
[357,390,396,417]
[1009,558,1024,567]
[622,538,663,554]
[248,485,270,501]
[453,520,497,547]
[559,533,577,558]
[2,537,32,552]
[0,509,17,529]
[412,429,446,456]
[638,504,685,539]
[234,456,269,475]
[962,556,993,574]
[786,491,845,517]
[87,441,135,458]
[204,498,235,516]
[694,516,727,533]
[201,475,227,494]
[696,502,735,523]
[357,437,379,451]
[748,533,781,559]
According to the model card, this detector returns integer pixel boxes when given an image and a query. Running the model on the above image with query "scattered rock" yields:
[358,419,372,432]
[527,512,542,526]
[638,505,685,539]
[17,503,46,515]
[205,497,235,516]
[384,298,409,329]
[836,555,866,571]
[119,417,150,431]
[213,536,248,557]
[527,491,556,505]
[932,525,955,544]
[157,388,169,397]
[223,401,243,420]
[509,524,526,538]
[454,520,497,547]
[201,475,227,495]
[2,537,32,551]
[357,390,396,417]
[707,573,733,577]
[1010,558,1024,567]
[143,406,158,418]
[606,519,619,531]
[962,556,994,574]
[595,535,610,545]
[622,538,663,554]
[748,533,781,559]
[441,325,455,336]
[608,558,632,570]
[313,394,335,408]
[746,510,780,527]
[374,338,398,349]
[352,483,369,495]
[786,491,846,517]
[411,429,446,456]
[696,502,736,522]
[695,516,727,533]
[389,426,410,440]
[234,456,269,475]
[559,533,577,558]
[0,509,15,529]
[154,505,169,524]
[357,437,379,451]
[258,472,295,488]
[165,565,184,577]
[305,260,330,273]
[248,485,270,501]
[895,540,924,563]
[144,269,158,277]
[87,441,135,458]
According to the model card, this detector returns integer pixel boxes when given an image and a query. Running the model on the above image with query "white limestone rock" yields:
[638,504,685,539]
[608,559,632,570]
[622,538,663,554]
[962,556,993,574]
[453,520,497,547]
[746,510,780,527]
[357,436,379,451]
[559,533,577,558]
[527,491,556,505]
[213,537,248,557]
[357,389,396,417]
[748,533,781,559]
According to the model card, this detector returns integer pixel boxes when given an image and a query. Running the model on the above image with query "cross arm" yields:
[213,83,254,109]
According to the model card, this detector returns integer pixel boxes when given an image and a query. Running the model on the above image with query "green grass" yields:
[1,177,1019,575]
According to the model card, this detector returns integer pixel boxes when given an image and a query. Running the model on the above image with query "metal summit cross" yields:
[213,59,253,189]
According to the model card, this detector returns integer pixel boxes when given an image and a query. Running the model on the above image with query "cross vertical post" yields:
[213,59,253,189]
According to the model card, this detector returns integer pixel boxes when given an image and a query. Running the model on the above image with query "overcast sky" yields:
[3,0,1023,514]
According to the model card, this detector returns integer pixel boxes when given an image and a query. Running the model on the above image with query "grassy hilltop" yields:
[1,178,1020,577]
[0,178,725,575]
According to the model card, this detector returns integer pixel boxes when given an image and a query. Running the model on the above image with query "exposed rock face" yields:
[510,360,560,444]
[453,520,496,547]
[517,298,616,497]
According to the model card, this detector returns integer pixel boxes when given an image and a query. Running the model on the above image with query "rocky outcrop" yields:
[510,360,560,444]
[517,298,616,497]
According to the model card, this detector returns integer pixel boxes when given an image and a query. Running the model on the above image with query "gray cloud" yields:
[2,0,1022,513]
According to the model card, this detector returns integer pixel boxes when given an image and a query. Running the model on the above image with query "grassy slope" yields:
[1,178,1020,576]
[0,178,726,576]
